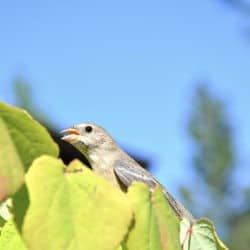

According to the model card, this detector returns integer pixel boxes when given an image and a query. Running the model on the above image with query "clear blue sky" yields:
[0,0,250,197]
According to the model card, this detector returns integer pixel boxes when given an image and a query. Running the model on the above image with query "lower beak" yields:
[60,128,81,143]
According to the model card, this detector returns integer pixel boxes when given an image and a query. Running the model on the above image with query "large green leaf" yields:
[0,220,27,250]
[180,218,228,250]
[22,156,133,250]
[0,102,59,200]
[125,183,181,250]
[152,186,181,250]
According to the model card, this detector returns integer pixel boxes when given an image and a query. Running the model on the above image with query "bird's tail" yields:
[162,188,195,222]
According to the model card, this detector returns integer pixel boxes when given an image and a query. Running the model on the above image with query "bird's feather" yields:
[114,159,195,222]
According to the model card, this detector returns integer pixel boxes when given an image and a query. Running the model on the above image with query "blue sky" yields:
[0,0,250,197]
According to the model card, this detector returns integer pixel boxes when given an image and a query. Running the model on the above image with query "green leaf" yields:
[0,220,27,250]
[0,102,59,200]
[180,218,228,250]
[12,185,30,231]
[152,186,181,250]
[125,182,162,250]
[22,156,133,250]
[125,183,181,250]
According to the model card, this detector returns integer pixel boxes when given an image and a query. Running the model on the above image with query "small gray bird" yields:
[61,123,194,222]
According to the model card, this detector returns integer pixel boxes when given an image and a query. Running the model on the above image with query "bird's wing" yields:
[113,160,158,189]
[113,159,195,222]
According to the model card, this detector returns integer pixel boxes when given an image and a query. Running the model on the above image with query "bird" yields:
[61,122,194,222]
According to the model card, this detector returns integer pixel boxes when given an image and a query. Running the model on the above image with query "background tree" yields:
[217,0,250,15]
[181,84,250,249]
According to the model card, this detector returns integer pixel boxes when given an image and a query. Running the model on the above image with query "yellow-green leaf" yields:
[22,156,133,250]
[152,186,181,250]
[0,102,59,200]
[0,220,27,250]
[180,218,228,250]
[125,182,181,250]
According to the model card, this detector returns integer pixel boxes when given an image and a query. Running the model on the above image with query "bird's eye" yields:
[85,126,93,133]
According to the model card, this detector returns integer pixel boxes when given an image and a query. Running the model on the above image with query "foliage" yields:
[228,212,250,249]
[183,85,235,220]
[13,78,55,129]
[180,218,227,250]
[188,85,234,196]
[0,102,58,201]
[0,101,226,250]
[0,220,27,250]
[185,85,250,249]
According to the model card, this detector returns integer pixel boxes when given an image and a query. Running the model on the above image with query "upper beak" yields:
[60,128,81,143]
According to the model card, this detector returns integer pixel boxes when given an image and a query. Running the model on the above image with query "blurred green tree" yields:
[182,84,250,249]
[218,0,250,15]
[13,77,55,128]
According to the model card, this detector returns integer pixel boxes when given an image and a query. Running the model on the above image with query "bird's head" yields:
[61,123,116,156]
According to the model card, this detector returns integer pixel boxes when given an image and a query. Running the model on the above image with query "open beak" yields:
[60,128,81,143]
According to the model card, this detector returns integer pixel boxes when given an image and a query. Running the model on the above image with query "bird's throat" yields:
[87,149,114,170]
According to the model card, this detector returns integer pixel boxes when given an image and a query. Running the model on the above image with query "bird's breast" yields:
[88,152,121,188]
